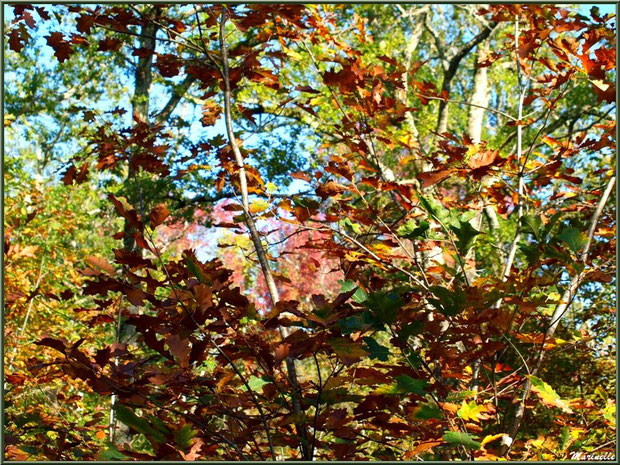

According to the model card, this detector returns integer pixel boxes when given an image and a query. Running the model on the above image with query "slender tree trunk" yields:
[218,11,310,460]
[111,11,159,445]
[467,44,489,144]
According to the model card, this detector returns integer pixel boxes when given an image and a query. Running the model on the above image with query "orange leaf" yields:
[149,204,170,228]
[417,169,456,188]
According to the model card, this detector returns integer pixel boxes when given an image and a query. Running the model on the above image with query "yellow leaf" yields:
[529,375,573,413]
[249,199,269,214]
[481,433,505,448]
[457,400,487,422]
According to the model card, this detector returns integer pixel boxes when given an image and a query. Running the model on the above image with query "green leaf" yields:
[557,226,587,254]
[414,404,443,420]
[245,375,272,392]
[339,280,368,303]
[338,314,367,335]
[184,255,204,283]
[114,405,167,443]
[428,286,466,316]
[450,219,481,255]
[174,424,197,449]
[365,291,402,326]
[341,217,363,234]
[420,195,449,222]
[442,431,481,450]
[292,196,320,210]
[396,375,427,395]
[405,351,422,369]
[397,219,429,239]
[558,427,572,452]
[98,443,129,461]
[398,321,423,342]
[522,215,543,240]
[363,337,390,361]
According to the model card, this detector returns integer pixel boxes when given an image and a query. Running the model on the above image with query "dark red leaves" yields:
[8,26,30,52]
[98,37,122,52]
[155,54,182,78]
[46,32,74,63]
[76,13,95,34]
[166,335,191,368]
[35,337,67,354]
[61,163,89,185]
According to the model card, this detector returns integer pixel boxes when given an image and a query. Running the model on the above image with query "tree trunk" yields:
[111,11,159,445]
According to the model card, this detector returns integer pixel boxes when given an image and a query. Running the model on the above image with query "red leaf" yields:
[35,337,67,354]
[46,32,73,63]
[8,28,27,52]
[6,373,28,386]
[124,286,146,306]
[167,335,191,368]
[35,7,50,20]
[85,255,116,276]
[22,11,36,28]
[76,13,95,33]
[98,37,122,52]
[274,343,290,365]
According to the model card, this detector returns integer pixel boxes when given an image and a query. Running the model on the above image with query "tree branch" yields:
[500,175,615,455]
[218,10,309,460]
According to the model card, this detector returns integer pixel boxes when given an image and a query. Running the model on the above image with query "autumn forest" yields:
[3,2,617,461]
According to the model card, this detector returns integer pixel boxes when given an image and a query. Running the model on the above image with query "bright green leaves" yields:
[442,431,481,450]
[529,375,573,413]
[340,217,363,234]
[244,375,272,392]
[115,405,168,444]
[362,337,391,361]
[397,219,429,239]
[419,195,449,223]
[339,280,368,303]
